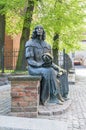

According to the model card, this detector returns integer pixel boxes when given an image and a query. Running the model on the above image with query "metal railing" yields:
[0,49,67,73]
[0,49,24,73]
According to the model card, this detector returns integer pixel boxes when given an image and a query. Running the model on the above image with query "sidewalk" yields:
[38,66,86,130]
[0,66,86,130]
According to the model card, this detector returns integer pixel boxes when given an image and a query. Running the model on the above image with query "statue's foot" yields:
[57,94,65,102]
[63,97,69,101]
[59,97,65,102]
[57,100,63,105]
[63,94,69,101]
[48,98,63,105]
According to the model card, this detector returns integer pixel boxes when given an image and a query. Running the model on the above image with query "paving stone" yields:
[38,66,86,130]
[0,84,11,114]
[0,66,86,130]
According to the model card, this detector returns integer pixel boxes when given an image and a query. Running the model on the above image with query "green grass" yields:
[0,69,28,75]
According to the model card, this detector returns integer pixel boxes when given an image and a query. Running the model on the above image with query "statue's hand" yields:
[42,61,52,67]
[59,68,67,73]
[57,71,63,78]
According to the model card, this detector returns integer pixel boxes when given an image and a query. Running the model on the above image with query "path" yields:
[0,66,86,130]
[38,65,86,130]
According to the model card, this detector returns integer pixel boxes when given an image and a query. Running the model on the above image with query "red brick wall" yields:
[13,34,21,50]
[4,34,21,69]
[4,35,13,69]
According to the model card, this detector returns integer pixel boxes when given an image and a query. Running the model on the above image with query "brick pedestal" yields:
[8,75,41,118]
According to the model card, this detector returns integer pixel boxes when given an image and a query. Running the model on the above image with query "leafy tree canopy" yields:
[0,0,27,37]
[32,0,86,52]
[0,0,86,52]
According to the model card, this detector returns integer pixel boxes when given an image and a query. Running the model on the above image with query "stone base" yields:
[38,99,71,116]
[8,112,38,118]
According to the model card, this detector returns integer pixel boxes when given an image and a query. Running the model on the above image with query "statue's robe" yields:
[25,39,69,104]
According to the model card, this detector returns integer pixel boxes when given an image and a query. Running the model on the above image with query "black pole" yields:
[1,46,4,73]
[63,49,66,69]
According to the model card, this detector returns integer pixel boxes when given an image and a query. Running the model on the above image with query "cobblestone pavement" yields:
[0,66,86,130]
[38,66,86,130]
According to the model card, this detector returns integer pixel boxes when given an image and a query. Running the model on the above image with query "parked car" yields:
[74,58,82,65]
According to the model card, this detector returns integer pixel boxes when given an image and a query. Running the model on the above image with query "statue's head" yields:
[31,25,46,40]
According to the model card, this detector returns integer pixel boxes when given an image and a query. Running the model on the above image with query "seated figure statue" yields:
[42,52,69,100]
[25,25,69,105]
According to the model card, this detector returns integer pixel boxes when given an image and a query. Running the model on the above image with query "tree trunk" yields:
[0,5,5,71]
[16,0,34,70]
[53,48,59,65]
[53,33,59,65]
[0,14,5,48]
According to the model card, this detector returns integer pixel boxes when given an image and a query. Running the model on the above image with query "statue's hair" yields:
[31,25,46,40]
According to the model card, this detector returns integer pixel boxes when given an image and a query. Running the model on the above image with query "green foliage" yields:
[0,0,27,37]
[0,0,86,52]
[6,12,23,37]
[32,0,86,52]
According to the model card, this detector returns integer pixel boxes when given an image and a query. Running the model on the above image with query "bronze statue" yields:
[25,25,69,105]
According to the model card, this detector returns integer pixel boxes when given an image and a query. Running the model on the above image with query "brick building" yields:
[4,34,21,69]
[74,40,86,66]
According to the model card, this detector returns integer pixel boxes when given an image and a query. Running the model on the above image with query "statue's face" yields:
[35,26,43,36]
